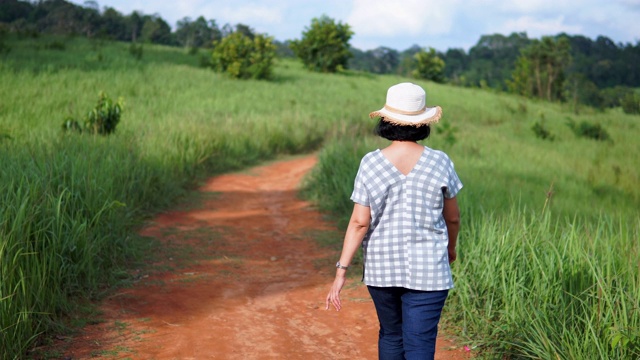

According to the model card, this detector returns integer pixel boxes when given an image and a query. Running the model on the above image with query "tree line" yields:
[1,0,241,48]
[351,32,640,113]
[2,0,639,113]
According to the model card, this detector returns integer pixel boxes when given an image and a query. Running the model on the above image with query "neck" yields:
[390,140,419,146]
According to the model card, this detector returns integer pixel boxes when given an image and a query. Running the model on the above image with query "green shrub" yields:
[289,15,353,73]
[62,92,123,135]
[566,119,611,142]
[128,42,143,60]
[0,26,10,55]
[599,86,634,108]
[45,40,66,50]
[0,39,9,54]
[211,31,276,80]
[621,92,640,115]
[412,47,445,83]
[199,53,211,68]
[435,122,458,146]
[531,121,555,140]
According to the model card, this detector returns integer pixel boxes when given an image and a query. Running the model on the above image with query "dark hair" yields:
[374,118,431,141]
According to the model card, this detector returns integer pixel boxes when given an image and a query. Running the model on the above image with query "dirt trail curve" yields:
[59,155,471,360]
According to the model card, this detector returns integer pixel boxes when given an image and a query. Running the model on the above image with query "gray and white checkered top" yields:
[351,147,463,290]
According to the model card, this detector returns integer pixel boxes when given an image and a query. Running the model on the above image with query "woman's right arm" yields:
[325,203,370,311]
[443,197,460,263]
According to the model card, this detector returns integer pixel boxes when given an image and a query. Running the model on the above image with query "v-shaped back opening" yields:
[379,147,426,177]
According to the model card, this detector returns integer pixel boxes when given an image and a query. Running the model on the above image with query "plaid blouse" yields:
[351,147,463,291]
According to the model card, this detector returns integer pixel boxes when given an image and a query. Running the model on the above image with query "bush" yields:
[435,122,458,146]
[62,92,123,135]
[0,41,9,56]
[531,121,555,141]
[128,42,143,60]
[211,31,276,80]
[412,47,445,83]
[0,131,11,143]
[621,92,640,115]
[289,15,353,73]
[566,119,611,142]
[0,26,11,55]
[45,40,66,50]
[599,86,634,108]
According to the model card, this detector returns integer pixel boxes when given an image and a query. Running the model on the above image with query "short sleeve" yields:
[350,160,370,206]
[443,158,463,199]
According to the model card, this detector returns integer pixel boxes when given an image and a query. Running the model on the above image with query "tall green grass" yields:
[450,210,639,358]
[305,136,639,358]
[301,66,639,358]
[0,35,381,358]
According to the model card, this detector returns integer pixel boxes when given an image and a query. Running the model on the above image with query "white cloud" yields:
[347,0,459,37]
[67,0,639,49]
[498,0,575,13]
[217,4,283,25]
[496,15,583,37]
[616,0,640,7]
[174,0,204,19]
[561,3,640,43]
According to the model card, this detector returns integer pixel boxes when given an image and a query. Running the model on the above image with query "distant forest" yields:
[2,0,639,111]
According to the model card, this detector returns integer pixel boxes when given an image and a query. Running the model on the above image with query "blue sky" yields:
[70,0,640,52]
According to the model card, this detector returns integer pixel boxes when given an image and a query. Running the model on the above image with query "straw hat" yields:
[369,82,442,127]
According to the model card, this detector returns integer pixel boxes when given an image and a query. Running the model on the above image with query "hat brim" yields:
[369,106,442,127]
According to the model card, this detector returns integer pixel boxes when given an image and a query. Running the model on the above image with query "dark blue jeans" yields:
[367,286,449,360]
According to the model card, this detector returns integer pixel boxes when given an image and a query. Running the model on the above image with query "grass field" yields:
[1,34,639,359]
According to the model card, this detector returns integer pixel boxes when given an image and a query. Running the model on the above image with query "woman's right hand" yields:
[325,204,370,312]
[325,273,347,311]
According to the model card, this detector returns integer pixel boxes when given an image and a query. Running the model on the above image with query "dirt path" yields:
[58,155,471,359]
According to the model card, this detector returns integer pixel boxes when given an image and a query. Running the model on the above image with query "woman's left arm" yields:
[443,196,460,264]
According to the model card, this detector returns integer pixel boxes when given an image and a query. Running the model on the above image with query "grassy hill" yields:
[1,35,638,359]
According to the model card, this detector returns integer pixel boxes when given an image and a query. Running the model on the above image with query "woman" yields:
[325,82,463,360]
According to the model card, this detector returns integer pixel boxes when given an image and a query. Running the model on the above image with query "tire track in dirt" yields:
[59,155,471,359]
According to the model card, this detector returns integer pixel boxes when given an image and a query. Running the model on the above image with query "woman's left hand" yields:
[325,274,347,311]
[448,246,457,264]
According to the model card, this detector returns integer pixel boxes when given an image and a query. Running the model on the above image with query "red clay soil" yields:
[56,155,472,360]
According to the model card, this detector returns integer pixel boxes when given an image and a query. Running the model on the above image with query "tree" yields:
[175,16,194,47]
[540,37,571,100]
[508,55,531,97]
[289,15,353,73]
[37,0,85,35]
[466,32,530,88]
[443,48,468,84]
[348,46,400,74]
[79,1,99,38]
[211,30,276,80]
[125,11,144,42]
[509,36,571,101]
[234,23,254,39]
[412,47,445,83]
[562,73,602,112]
[274,39,294,58]
[397,44,422,77]
[140,14,172,45]
[369,46,399,74]
[0,0,34,23]
[621,92,640,115]
[175,16,221,48]
[100,7,127,40]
